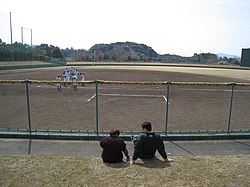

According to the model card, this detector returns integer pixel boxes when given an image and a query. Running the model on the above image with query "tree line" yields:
[0,39,240,65]
[0,39,65,62]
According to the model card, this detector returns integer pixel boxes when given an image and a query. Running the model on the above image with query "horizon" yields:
[0,0,250,57]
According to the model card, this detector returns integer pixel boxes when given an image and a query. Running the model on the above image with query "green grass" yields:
[0,155,249,186]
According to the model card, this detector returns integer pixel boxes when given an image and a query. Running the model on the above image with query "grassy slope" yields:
[1,155,249,187]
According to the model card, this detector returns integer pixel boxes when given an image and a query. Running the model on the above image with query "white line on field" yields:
[87,94,96,102]
[163,96,168,103]
[99,93,165,98]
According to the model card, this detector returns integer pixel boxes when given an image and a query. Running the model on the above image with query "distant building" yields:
[240,48,250,67]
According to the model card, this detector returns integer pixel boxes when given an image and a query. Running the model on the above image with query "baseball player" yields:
[80,73,85,87]
[72,73,77,90]
[56,75,62,91]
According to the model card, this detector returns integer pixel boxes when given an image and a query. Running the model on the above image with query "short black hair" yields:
[110,128,120,136]
[141,122,152,131]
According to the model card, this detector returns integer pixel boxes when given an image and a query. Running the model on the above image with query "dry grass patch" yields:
[0,61,52,66]
[0,155,249,186]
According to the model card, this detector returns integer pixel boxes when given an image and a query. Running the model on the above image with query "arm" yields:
[156,135,174,162]
[132,138,142,161]
[129,135,144,165]
[122,148,130,161]
[156,134,167,159]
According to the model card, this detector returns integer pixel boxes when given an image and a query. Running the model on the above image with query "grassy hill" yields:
[1,155,249,186]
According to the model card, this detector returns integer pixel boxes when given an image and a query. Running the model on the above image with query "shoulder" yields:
[154,132,160,136]
[153,132,163,141]
[146,132,161,140]
[137,133,149,141]
[100,136,109,142]
[138,133,147,139]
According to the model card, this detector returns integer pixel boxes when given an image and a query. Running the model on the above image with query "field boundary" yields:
[1,61,250,71]
[1,79,250,86]
[0,128,250,141]
[67,62,250,71]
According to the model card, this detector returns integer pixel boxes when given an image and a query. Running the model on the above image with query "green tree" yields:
[32,48,47,60]
[51,47,65,58]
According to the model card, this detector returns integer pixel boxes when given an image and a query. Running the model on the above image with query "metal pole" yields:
[95,80,99,135]
[30,29,33,61]
[227,83,235,133]
[30,29,32,47]
[10,12,14,61]
[10,12,13,44]
[21,27,23,44]
[21,27,32,46]
[25,80,32,135]
[165,82,170,134]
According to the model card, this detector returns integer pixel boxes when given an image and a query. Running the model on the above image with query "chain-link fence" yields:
[0,82,28,130]
[168,84,232,132]
[0,80,249,136]
[98,82,167,132]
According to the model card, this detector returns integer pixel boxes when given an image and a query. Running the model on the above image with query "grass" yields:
[0,155,249,187]
[0,61,52,66]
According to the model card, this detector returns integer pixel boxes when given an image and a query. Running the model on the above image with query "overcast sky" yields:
[0,0,250,56]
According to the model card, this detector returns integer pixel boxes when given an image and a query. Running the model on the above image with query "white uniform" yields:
[56,76,61,91]
[65,70,71,81]
[80,74,85,81]
[72,74,77,90]
[63,73,67,81]
[80,73,85,87]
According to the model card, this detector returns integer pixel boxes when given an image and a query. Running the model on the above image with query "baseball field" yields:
[0,63,250,187]
[0,63,250,133]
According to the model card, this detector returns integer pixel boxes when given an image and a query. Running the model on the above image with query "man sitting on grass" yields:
[100,128,130,163]
[129,122,174,165]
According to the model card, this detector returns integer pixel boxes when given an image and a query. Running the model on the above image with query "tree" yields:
[51,47,65,58]
[32,48,47,60]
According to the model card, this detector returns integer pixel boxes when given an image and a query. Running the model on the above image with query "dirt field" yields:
[0,65,249,132]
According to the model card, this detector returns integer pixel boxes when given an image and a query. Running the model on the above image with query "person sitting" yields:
[129,122,174,165]
[100,128,130,163]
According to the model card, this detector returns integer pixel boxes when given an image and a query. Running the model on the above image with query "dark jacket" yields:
[100,135,127,163]
[132,132,167,161]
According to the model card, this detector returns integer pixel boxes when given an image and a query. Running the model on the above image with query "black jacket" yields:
[132,132,167,161]
[100,136,127,163]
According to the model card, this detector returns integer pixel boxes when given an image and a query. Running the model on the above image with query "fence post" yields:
[227,82,235,133]
[95,80,99,136]
[165,82,170,134]
[25,80,32,135]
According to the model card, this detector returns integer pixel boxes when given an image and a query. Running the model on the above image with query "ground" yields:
[0,64,249,132]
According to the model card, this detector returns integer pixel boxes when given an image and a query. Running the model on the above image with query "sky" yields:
[0,0,250,57]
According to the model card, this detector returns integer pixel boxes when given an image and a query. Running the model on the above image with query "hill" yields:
[217,53,240,59]
[89,41,158,61]
[1,155,249,186]
[63,42,240,65]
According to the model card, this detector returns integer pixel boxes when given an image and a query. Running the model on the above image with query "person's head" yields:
[141,122,152,132]
[110,128,120,136]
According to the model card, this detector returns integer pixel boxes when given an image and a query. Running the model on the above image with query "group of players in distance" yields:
[56,67,85,91]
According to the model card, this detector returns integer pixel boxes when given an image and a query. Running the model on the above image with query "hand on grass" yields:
[165,158,174,162]
[127,160,134,166]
